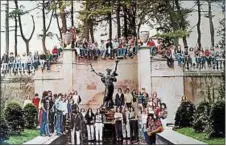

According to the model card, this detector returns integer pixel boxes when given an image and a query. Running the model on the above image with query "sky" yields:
[0,1,224,56]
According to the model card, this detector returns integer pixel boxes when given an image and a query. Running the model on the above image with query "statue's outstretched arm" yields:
[90,63,102,77]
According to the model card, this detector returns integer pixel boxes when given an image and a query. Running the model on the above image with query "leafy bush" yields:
[193,102,211,132]
[0,117,10,144]
[23,103,38,129]
[175,101,196,127]
[206,100,225,138]
[4,102,25,134]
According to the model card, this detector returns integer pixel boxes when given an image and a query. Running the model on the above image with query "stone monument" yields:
[90,60,119,109]
[62,32,75,93]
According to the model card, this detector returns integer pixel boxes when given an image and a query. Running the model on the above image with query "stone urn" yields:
[140,31,150,46]
[63,32,72,47]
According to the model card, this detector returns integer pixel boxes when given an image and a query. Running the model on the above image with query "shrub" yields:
[23,103,38,129]
[175,101,196,128]
[0,117,10,144]
[193,102,211,132]
[206,100,225,138]
[4,102,25,134]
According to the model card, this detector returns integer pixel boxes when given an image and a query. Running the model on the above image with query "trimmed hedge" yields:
[206,100,225,138]
[175,101,196,128]
[0,117,10,144]
[193,102,211,132]
[23,103,38,129]
[4,102,25,134]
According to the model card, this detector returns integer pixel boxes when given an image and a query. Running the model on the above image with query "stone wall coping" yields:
[156,129,206,145]
[138,46,151,50]
[23,135,59,144]
[23,133,68,145]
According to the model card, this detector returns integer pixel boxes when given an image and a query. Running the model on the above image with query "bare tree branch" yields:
[28,15,35,41]
[46,9,54,32]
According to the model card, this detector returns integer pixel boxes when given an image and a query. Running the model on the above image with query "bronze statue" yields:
[90,60,119,109]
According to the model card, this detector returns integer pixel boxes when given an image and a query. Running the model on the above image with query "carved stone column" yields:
[62,45,75,93]
[137,46,151,94]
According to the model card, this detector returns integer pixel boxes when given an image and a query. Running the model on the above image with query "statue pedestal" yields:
[138,46,152,94]
[62,46,75,93]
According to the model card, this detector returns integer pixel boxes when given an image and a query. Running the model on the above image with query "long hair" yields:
[86,108,94,117]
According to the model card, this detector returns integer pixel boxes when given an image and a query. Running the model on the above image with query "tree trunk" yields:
[14,14,18,56]
[25,41,29,54]
[42,38,47,54]
[197,0,202,49]
[208,0,215,48]
[137,25,140,38]
[59,1,67,34]
[71,0,74,27]
[85,19,90,41]
[116,0,121,39]
[90,20,94,43]
[42,0,47,54]
[133,1,137,37]
[5,0,9,56]
[71,0,75,48]
[182,37,188,47]
[55,9,62,40]
[108,0,112,40]
[15,0,35,54]
[123,6,128,39]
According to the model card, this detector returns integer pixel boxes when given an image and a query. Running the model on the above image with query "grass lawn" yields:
[176,127,225,145]
[3,129,39,145]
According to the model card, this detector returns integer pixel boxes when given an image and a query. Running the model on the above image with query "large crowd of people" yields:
[0,46,62,76]
[24,87,167,145]
[1,35,224,77]
[73,37,225,70]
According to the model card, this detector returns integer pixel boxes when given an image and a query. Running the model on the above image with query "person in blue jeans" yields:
[55,94,63,135]
[40,91,50,136]
[174,47,183,66]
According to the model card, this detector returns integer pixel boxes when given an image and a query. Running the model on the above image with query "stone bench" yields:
[23,133,68,145]
[156,129,206,145]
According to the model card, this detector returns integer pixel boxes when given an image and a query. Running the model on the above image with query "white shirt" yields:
[72,95,80,104]
[21,56,27,64]
[62,101,68,115]
[141,114,147,124]
[114,112,122,120]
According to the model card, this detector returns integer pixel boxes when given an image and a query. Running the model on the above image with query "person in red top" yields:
[147,38,156,47]
[147,38,157,56]
[204,49,211,66]
[52,46,58,61]
[32,93,40,108]
[32,93,40,127]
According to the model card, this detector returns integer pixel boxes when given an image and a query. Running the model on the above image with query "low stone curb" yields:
[156,129,206,145]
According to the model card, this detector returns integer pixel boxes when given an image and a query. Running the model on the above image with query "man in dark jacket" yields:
[1,53,8,75]
[115,88,125,107]
[106,39,113,58]
[71,106,83,145]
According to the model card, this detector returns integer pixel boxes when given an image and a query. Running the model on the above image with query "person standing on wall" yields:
[85,108,95,141]
[94,108,104,143]
[71,106,83,145]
